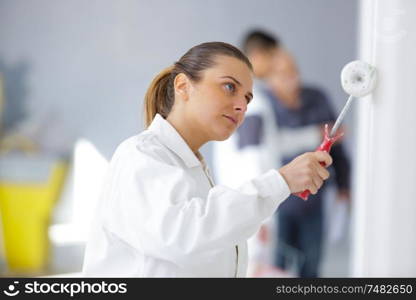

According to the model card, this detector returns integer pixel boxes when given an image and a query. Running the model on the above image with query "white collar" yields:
[147,114,203,168]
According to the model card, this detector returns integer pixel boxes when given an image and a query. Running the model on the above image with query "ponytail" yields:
[144,65,174,128]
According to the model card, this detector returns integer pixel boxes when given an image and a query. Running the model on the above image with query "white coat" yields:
[82,113,290,277]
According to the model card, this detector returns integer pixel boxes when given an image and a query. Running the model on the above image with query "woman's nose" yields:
[234,97,247,112]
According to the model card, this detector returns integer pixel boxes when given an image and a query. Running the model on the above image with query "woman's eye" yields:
[224,83,236,93]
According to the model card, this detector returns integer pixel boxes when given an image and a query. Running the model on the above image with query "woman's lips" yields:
[223,115,237,125]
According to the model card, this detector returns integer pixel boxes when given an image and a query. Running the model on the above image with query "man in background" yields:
[268,44,350,277]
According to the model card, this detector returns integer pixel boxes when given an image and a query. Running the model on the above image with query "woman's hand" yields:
[278,151,332,194]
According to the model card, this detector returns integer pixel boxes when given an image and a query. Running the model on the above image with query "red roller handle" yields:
[294,124,343,201]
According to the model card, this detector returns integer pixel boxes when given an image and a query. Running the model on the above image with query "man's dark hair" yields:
[242,30,280,54]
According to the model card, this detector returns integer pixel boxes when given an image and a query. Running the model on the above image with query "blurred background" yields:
[0,0,415,277]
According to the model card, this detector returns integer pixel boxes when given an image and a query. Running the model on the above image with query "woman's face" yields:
[186,55,254,141]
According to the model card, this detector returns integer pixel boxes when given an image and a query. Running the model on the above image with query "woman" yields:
[82,42,332,277]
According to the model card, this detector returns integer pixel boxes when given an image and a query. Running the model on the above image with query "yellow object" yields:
[0,161,68,274]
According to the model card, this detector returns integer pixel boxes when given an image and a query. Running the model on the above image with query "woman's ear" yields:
[173,73,190,102]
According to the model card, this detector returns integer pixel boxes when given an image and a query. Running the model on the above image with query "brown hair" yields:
[144,42,253,127]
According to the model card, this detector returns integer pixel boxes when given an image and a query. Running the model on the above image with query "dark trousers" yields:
[274,196,323,278]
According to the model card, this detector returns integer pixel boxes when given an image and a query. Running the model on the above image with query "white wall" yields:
[353,0,416,276]
[0,0,358,161]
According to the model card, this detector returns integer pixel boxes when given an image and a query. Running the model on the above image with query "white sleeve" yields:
[279,125,322,158]
[104,151,290,267]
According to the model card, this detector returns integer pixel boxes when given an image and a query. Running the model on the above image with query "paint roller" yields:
[294,60,377,200]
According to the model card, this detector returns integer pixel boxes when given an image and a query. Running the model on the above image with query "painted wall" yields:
[0,0,358,161]
[353,0,416,276]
